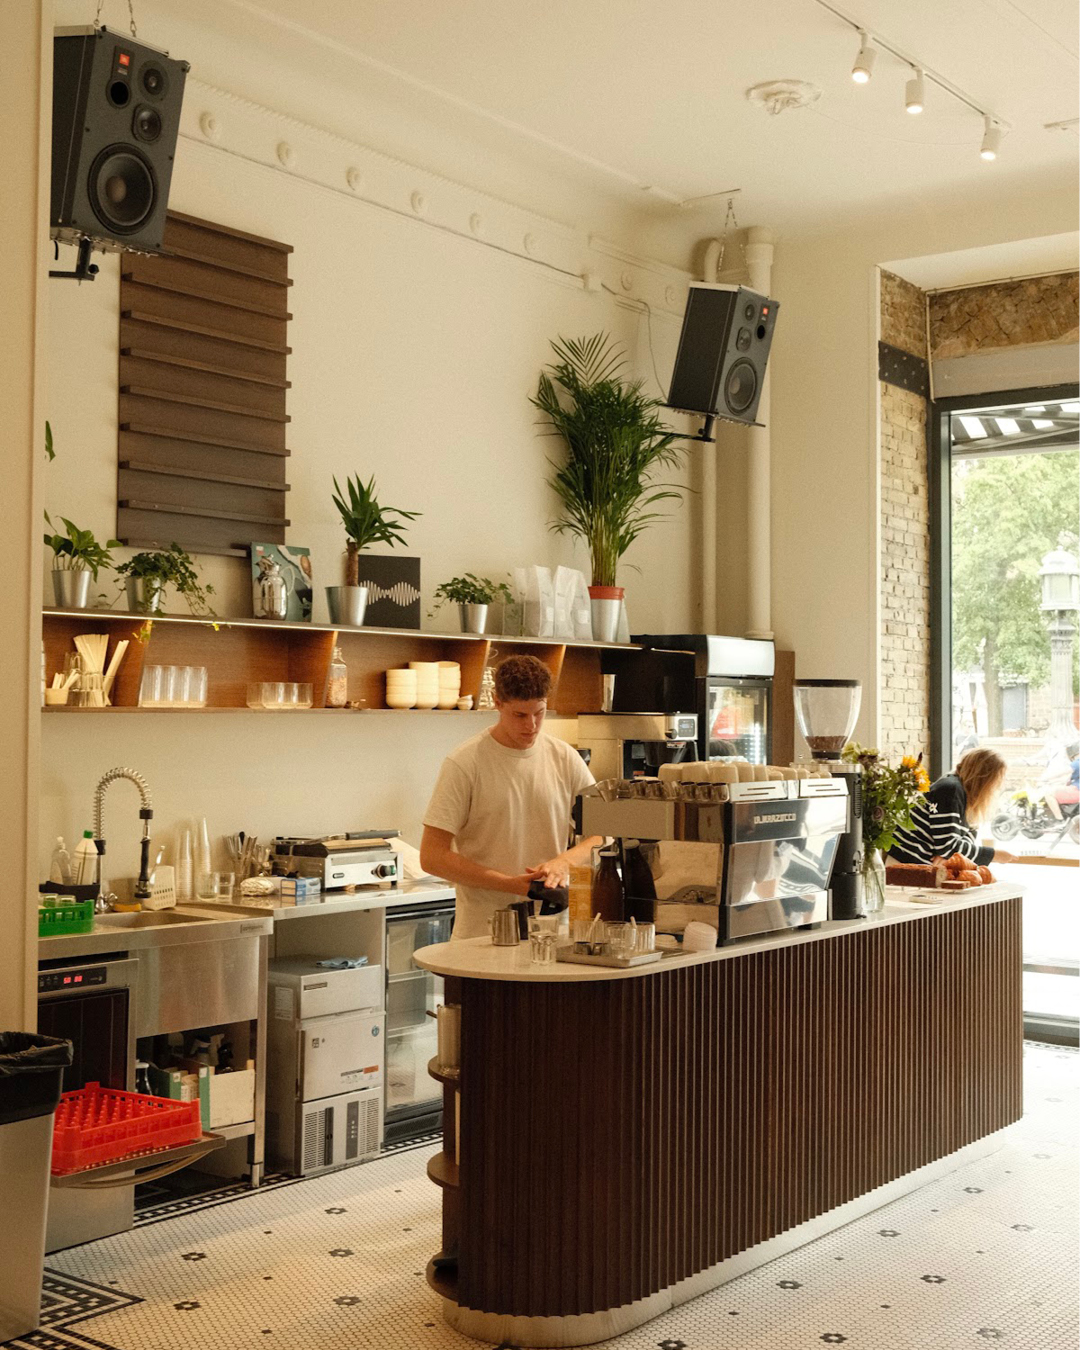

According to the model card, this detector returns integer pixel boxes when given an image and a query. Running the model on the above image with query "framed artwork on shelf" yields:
[251,542,313,622]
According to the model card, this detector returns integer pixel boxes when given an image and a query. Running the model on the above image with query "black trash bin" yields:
[0,1032,72,1341]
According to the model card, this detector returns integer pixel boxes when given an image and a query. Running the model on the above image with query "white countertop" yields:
[413,882,1023,982]
[188,879,454,921]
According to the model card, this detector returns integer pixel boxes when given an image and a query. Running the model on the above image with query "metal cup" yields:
[490,907,521,946]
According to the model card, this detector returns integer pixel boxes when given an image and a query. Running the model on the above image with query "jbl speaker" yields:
[667,283,779,426]
[51,26,189,254]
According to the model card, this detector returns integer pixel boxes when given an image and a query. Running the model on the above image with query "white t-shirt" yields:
[423,728,595,940]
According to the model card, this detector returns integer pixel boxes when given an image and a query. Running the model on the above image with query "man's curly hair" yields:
[494,654,552,702]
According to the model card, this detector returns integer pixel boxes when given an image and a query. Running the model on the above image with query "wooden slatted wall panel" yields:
[117,210,292,558]
[455,899,1022,1318]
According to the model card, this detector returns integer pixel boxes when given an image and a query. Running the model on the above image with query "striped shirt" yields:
[887,774,994,867]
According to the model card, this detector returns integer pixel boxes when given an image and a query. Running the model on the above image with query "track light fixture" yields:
[851,31,876,83]
[980,116,1002,160]
[905,68,924,114]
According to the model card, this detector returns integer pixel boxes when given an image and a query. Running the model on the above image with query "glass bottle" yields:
[623,839,657,924]
[591,847,624,923]
[326,646,348,708]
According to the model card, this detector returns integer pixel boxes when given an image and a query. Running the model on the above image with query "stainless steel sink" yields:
[95,911,207,928]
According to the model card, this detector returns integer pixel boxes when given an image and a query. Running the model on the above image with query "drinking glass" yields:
[604,922,633,953]
[263,681,286,708]
[529,932,558,964]
[173,666,192,707]
[160,665,178,708]
[246,682,264,709]
[631,922,656,954]
[295,682,313,709]
[186,667,208,708]
[138,665,163,708]
[196,870,236,900]
[283,682,301,709]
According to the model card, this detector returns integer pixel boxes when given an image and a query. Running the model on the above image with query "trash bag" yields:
[0,1033,72,1125]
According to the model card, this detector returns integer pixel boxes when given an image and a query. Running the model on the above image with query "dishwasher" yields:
[384,899,453,1143]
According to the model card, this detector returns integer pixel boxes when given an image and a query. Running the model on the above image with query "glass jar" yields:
[863,848,887,916]
[326,646,348,708]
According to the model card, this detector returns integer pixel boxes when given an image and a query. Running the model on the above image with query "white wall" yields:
[770,182,1080,751]
[40,15,702,884]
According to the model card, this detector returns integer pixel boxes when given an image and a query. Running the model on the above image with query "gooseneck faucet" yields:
[92,766,154,912]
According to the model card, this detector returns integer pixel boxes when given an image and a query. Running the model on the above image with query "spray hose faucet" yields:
[92,767,154,911]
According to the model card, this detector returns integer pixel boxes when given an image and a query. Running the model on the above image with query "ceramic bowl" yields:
[386,691,417,709]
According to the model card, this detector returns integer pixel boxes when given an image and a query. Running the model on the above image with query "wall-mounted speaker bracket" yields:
[49,237,99,282]
[664,410,766,442]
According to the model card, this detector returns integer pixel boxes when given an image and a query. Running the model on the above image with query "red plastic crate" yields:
[51,1081,202,1175]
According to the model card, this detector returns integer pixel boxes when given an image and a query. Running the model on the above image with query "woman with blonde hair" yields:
[888,747,1018,866]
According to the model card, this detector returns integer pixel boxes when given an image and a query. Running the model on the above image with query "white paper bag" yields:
[552,566,577,639]
[518,565,555,637]
[569,570,593,640]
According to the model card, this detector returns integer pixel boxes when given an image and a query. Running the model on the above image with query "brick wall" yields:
[879,271,931,758]
[929,273,1079,360]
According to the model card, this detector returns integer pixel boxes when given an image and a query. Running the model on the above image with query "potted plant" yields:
[328,474,421,626]
[44,512,120,609]
[532,334,684,642]
[430,574,512,635]
[115,544,216,617]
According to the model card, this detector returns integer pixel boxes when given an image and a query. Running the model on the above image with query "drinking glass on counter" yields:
[603,922,634,954]
[195,870,236,900]
[186,667,208,708]
[528,932,558,964]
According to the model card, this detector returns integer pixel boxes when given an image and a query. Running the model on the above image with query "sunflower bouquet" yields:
[841,743,930,857]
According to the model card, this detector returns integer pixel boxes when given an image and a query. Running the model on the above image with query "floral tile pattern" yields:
[4,1043,1074,1350]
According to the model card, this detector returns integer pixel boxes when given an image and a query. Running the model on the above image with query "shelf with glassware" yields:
[42,608,638,716]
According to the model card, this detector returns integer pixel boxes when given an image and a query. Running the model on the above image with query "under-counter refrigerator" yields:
[384,899,454,1143]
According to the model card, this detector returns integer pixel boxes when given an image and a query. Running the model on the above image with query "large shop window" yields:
[930,388,1079,1041]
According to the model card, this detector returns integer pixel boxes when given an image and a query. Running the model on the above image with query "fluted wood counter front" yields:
[416,888,1023,1347]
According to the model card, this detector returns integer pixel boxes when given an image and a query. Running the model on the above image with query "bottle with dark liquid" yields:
[623,839,657,924]
[591,847,624,923]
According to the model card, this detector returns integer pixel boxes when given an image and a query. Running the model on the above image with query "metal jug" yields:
[254,557,292,620]
[490,907,521,946]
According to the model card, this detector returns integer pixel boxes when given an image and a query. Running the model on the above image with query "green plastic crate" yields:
[39,898,95,937]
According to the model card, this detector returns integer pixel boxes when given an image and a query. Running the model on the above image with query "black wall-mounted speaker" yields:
[51,26,189,254]
[667,283,779,427]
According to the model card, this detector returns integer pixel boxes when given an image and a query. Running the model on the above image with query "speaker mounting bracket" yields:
[665,411,765,442]
[49,237,99,283]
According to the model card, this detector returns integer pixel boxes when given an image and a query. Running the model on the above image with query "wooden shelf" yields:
[160,245,294,287]
[120,423,291,458]
[121,271,293,321]
[425,1258,458,1300]
[427,1152,460,1189]
[119,460,290,493]
[43,705,495,716]
[118,498,291,529]
[427,1057,461,1086]
[42,608,640,716]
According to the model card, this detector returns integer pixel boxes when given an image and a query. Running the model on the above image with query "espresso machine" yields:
[579,773,849,945]
[793,679,864,919]
[576,712,698,782]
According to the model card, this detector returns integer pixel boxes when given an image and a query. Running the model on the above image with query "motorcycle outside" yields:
[991,787,1080,849]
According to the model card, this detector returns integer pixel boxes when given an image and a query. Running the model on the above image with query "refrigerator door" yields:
[706,679,770,763]
[385,906,452,1130]
[299,1011,383,1101]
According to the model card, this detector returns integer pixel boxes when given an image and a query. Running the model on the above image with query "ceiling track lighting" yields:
[980,116,1002,160]
[905,68,924,115]
[851,31,876,83]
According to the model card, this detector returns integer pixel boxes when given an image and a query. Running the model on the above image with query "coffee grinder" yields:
[793,679,865,919]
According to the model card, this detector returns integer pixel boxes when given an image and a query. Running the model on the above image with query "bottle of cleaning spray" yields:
[49,837,73,885]
[73,830,98,886]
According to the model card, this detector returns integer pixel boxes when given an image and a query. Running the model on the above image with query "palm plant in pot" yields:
[532,334,684,642]
[115,544,216,617]
[430,574,512,635]
[44,512,120,609]
[329,474,421,626]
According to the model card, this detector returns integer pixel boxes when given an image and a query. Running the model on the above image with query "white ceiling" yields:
[213,0,1078,233]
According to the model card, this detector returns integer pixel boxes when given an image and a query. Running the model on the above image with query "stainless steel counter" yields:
[38,906,273,961]
[184,880,454,922]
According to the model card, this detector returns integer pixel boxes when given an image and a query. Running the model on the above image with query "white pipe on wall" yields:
[744,226,776,640]
[699,242,721,631]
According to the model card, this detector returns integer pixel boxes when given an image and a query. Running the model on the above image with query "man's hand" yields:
[527,856,571,890]
[992,850,1019,865]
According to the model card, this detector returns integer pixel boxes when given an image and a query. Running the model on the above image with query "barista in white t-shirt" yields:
[420,655,602,940]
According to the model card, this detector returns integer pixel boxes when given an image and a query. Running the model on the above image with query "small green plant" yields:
[115,544,216,617]
[331,475,421,586]
[43,512,119,579]
[430,573,512,617]
[45,422,54,461]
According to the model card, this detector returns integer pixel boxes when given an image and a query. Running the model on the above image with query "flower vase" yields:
[862,848,887,916]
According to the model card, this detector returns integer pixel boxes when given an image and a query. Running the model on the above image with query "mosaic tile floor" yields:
[5,1043,1075,1350]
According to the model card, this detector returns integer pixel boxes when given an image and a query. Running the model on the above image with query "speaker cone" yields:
[132,105,163,143]
[140,63,169,99]
[724,360,758,415]
[88,146,156,233]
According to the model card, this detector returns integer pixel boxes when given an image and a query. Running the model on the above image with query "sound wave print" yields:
[358,580,421,606]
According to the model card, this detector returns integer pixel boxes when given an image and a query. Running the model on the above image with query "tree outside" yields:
[952,447,1079,739]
